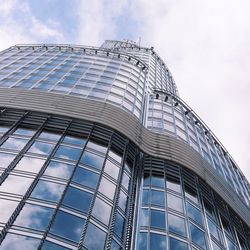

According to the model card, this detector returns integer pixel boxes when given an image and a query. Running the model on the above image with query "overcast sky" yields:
[0,0,249,182]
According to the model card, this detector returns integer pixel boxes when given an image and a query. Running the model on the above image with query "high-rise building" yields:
[0,40,249,250]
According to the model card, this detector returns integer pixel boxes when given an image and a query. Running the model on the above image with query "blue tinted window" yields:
[150,233,166,250]
[186,202,203,226]
[121,173,130,191]
[137,232,147,250]
[167,193,183,213]
[80,151,104,170]
[99,177,116,200]
[14,127,36,136]
[86,140,107,154]
[54,145,81,161]
[104,160,120,179]
[169,237,188,250]
[14,204,53,231]
[118,191,127,211]
[62,135,86,146]
[1,137,28,150]
[63,186,92,212]
[0,233,40,249]
[114,212,125,239]
[143,173,150,186]
[151,190,165,207]
[168,213,186,236]
[151,174,165,188]
[72,167,99,189]
[139,208,149,227]
[50,210,85,242]
[84,223,106,250]
[151,209,165,230]
[167,176,181,193]
[42,241,69,249]
[92,197,112,225]
[110,240,122,250]
[44,161,74,179]
[39,130,61,141]
[28,141,54,155]
[142,189,149,206]
[31,180,65,203]
[0,152,16,169]
[189,223,207,249]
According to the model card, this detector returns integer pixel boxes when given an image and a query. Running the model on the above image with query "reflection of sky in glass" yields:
[151,174,165,188]
[114,212,125,238]
[1,137,28,151]
[118,191,127,211]
[63,186,92,213]
[0,152,16,169]
[0,126,10,134]
[99,177,116,200]
[0,175,33,195]
[167,193,183,213]
[72,167,99,189]
[186,202,203,226]
[142,189,149,205]
[151,209,165,230]
[137,232,147,250]
[43,161,74,179]
[0,199,18,223]
[86,140,107,154]
[31,180,65,203]
[28,141,54,155]
[80,151,104,170]
[167,176,181,193]
[42,240,69,250]
[84,223,106,250]
[139,208,149,227]
[169,237,188,250]
[151,190,165,207]
[50,210,85,242]
[207,218,220,241]
[14,127,36,136]
[104,160,120,179]
[110,240,121,250]
[38,130,61,141]
[189,223,207,249]
[62,135,86,147]
[14,203,53,230]
[150,233,166,250]
[185,185,198,204]
[54,145,82,161]
[108,150,122,163]
[0,233,40,250]
[121,173,130,191]
[92,197,111,225]
[168,213,186,236]
[15,156,45,173]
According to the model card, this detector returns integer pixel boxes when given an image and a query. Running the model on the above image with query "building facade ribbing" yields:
[0,40,248,250]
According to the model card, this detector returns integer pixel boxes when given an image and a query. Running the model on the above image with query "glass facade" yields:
[0,40,249,249]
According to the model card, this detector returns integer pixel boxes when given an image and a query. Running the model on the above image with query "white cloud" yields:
[132,0,250,182]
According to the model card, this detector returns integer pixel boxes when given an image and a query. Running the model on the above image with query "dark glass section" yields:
[151,189,165,207]
[150,233,166,250]
[189,223,207,249]
[42,241,69,250]
[80,151,104,170]
[150,209,165,230]
[54,145,82,161]
[169,237,188,250]
[137,232,147,250]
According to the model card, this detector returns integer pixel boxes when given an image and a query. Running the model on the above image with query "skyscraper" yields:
[0,40,249,250]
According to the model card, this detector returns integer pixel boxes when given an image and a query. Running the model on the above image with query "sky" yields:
[0,0,249,182]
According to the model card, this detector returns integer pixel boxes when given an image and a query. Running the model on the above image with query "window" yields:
[150,209,165,230]
[80,151,104,170]
[92,197,112,225]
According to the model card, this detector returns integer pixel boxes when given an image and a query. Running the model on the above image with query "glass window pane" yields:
[1,137,28,150]
[151,173,165,188]
[168,213,186,236]
[0,199,18,223]
[0,126,10,134]
[143,173,150,186]
[50,210,85,242]
[63,186,92,213]
[54,145,81,161]
[72,167,99,189]
[104,160,120,179]
[0,233,40,249]
[84,223,106,250]
[207,218,220,241]
[44,161,74,179]
[14,203,53,231]
[121,173,130,191]
[167,176,181,193]
[139,208,149,227]
[28,141,54,155]
[114,212,125,239]
[150,233,166,250]
[151,209,165,230]
[92,197,111,225]
[151,190,165,207]
[118,191,128,211]
[62,135,86,146]
[186,202,203,226]
[110,240,122,250]
[167,193,183,213]
[42,241,69,250]
[189,223,207,249]
[0,152,16,169]
[169,237,188,250]
[80,151,104,170]
[137,232,147,250]
[0,175,33,195]
[15,156,45,173]
[31,180,65,203]
[39,130,61,141]
[142,189,149,206]
[108,149,122,163]
[86,140,107,154]
[99,177,116,200]
[185,185,198,204]
[14,127,36,136]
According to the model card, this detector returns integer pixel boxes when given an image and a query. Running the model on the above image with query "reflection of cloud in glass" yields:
[168,213,186,236]
[0,175,33,195]
[0,137,28,151]
[31,180,65,203]
[42,240,68,250]
[118,191,127,211]
[86,140,107,154]
[186,202,203,226]
[139,208,149,227]
[0,233,40,250]
[43,161,74,179]
[189,223,206,249]
[0,199,18,223]
[169,237,188,250]
[63,135,86,147]
[84,223,106,250]
[0,152,16,169]
[38,131,61,141]
[92,197,111,225]
[80,151,104,170]
[122,173,130,190]
[167,193,183,212]
[15,156,45,173]
[28,141,54,155]
[14,128,36,136]
[99,177,116,200]
[14,203,53,230]
[104,160,119,179]
[150,233,166,250]
[54,145,81,161]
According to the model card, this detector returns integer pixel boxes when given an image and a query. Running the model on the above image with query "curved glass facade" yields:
[0,40,249,249]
